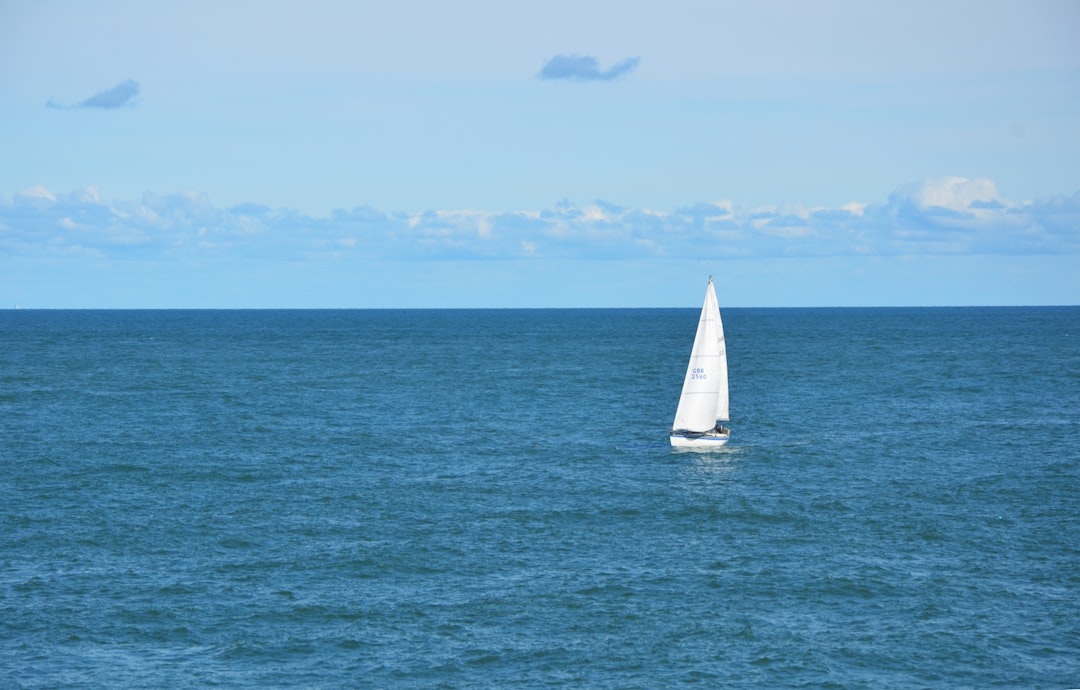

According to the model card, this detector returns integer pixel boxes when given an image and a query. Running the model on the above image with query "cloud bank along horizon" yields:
[5,177,1077,263]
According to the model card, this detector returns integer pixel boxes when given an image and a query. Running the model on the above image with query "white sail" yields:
[672,278,729,432]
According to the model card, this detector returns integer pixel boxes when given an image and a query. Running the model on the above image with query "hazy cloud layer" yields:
[46,80,140,109]
[3,179,1077,264]
[538,54,640,81]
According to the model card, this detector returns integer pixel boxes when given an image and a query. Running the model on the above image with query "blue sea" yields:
[2,307,1078,688]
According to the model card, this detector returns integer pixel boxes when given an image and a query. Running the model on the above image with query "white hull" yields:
[669,430,730,449]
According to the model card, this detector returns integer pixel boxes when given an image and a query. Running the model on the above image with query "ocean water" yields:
[1,307,1078,688]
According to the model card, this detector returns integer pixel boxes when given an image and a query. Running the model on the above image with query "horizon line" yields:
[6,304,1078,311]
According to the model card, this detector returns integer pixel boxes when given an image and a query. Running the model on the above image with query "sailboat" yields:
[670,277,730,449]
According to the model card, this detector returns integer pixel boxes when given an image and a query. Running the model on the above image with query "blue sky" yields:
[2,0,1078,307]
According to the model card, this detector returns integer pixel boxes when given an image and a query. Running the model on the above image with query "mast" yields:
[714,285,729,423]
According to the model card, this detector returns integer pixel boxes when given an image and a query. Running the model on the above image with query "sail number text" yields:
[691,367,708,380]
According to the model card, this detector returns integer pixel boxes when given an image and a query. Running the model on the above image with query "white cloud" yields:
[580,205,612,223]
[18,185,57,203]
[2,179,1077,263]
[77,187,101,203]
[906,176,1004,212]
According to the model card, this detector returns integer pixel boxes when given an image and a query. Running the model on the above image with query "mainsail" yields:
[672,278,729,432]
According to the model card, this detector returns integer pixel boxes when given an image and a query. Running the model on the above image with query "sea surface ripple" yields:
[2,307,1078,688]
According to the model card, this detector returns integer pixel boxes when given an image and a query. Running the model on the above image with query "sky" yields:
[1,0,1079,308]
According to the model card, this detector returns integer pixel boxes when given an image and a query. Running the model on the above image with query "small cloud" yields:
[900,176,1004,212]
[47,79,140,110]
[538,54,640,82]
[17,185,57,203]
[75,186,101,203]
